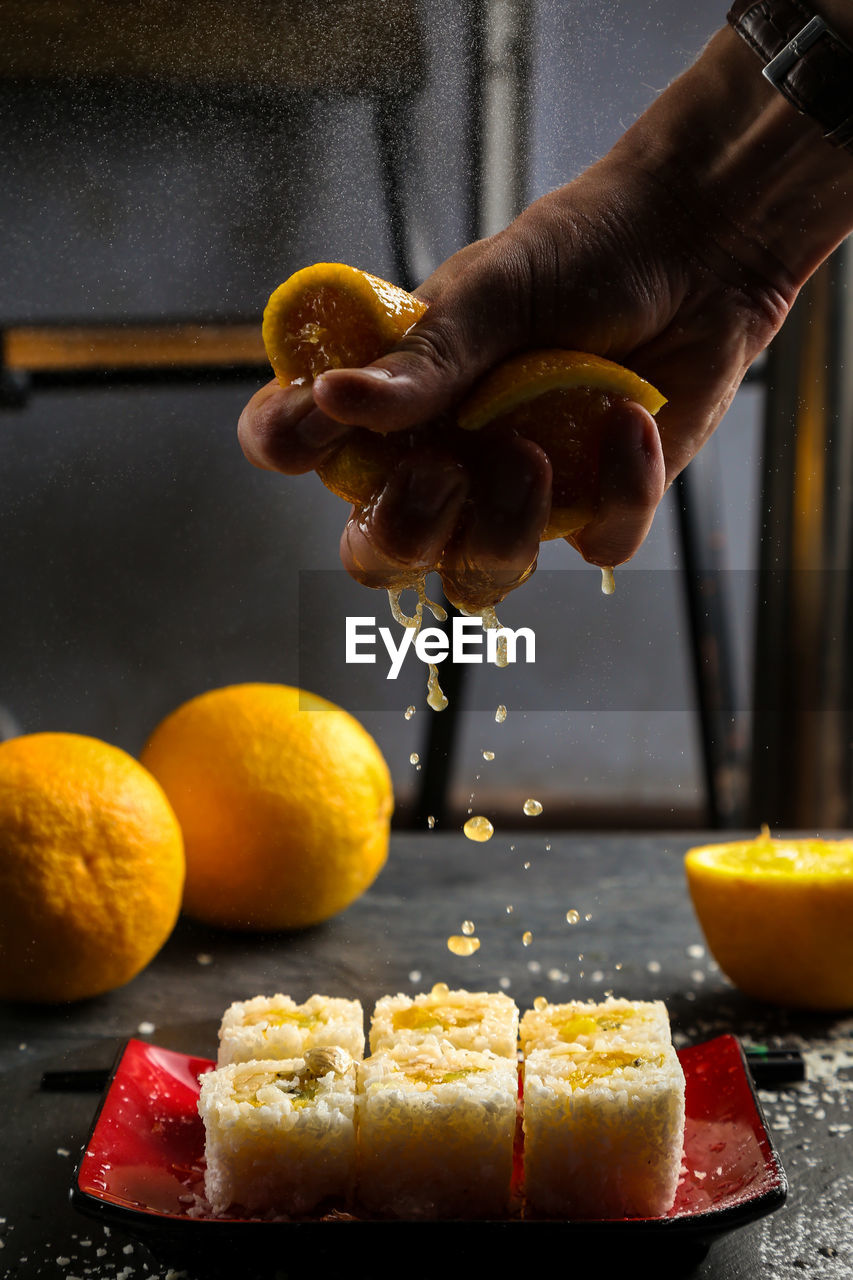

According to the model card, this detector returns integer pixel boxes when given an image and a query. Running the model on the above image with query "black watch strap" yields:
[727,0,853,152]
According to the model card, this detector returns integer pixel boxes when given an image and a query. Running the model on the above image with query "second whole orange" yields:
[140,683,393,930]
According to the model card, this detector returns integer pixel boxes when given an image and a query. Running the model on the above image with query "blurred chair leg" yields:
[412,607,469,829]
[374,92,418,291]
[674,466,749,828]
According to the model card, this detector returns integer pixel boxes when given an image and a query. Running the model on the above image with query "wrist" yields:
[611,20,853,294]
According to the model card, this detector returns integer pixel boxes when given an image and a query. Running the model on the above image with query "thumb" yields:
[312,242,529,432]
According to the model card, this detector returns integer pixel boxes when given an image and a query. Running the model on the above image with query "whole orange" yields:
[0,733,184,1003]
[140,684,393,930]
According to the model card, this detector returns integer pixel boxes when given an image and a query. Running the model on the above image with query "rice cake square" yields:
[217,993,364,1066]
[520,996,671,1055]
[522,1042,685,1219]
[369,985,519,1057]
[356,1041,518,1218]
[199,1047,356,1216]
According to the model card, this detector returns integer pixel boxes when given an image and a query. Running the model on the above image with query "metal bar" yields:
[481,0,534,234]
[413,605,467,829]
[749,245,853,827]
[374,93,417,291]
[674,466,748,828]
[465,0,488,245]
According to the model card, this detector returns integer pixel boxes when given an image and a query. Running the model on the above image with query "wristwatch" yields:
[727,0,853,152]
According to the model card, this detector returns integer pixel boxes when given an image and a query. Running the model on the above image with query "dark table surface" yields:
[1,832,851,1279]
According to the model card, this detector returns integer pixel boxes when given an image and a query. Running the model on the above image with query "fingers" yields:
[340,451,468,590]
[338,433,552,606]
[569,401,666,567]
[440,435,553,609]
[237,379,352,475]
[312,239,531,434]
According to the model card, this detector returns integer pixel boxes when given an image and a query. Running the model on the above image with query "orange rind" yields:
[263,262,427,385]
[685,829,853,1010]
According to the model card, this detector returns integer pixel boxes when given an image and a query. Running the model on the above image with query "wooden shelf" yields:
[2,321,267,373]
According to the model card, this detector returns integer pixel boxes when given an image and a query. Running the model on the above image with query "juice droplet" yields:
[505,904,514,914]
[482,750,495,761]
[495,704,507,723]
[447,935,480,957]
[427,664,449,712]
[388,580,449,710]
[566,908,580,924]
[427,815,436,829]
[601,566,616,595]
[431,981,449,996]
[584,912,592,921]
[387,586,421,629]
[533,996,549,1012]
[463,815,494,842]
[458,604,509,667]
[461,920,475,935]
[523,798,543,817]
[522,930,533,947]
[409,752,420,765]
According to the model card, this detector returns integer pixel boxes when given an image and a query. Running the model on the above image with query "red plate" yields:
[71,1035,786,1264]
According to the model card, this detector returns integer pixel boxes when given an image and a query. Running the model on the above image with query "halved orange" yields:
[263,262,427,385]
[262,264,666,549]
[457,350,666,539]
[685,829,853,1010]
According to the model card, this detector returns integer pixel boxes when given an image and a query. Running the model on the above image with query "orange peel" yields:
[685,829,853,1010]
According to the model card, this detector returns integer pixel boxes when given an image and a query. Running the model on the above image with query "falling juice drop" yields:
[388,579,449,710]
[482,750,495,761]
[495,704,507,723]
[447,935,481,957]
[522,930,533,947]
[431,982,450,996]
[461,920,475,935]
[533,995,549,1012]
[601,566,616,595]
[427,815,436,829]
[463,815,494,842]
[427,664,449,711]
[566,909,580,924]
[523,798,544,817]
[409,752,420,765]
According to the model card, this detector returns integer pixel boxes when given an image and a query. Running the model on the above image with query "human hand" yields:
[239,23,852,608]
